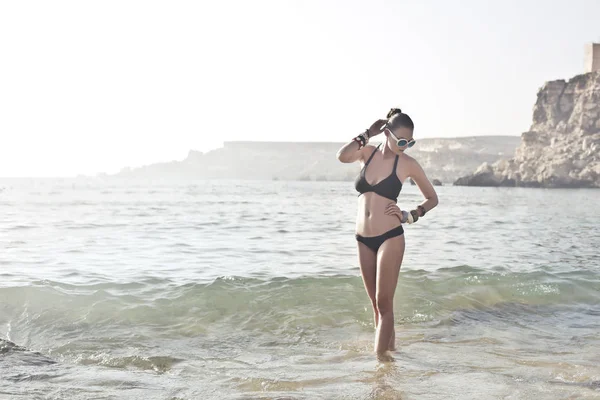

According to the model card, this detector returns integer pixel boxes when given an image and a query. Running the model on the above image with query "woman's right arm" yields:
[336,138,368,163]
[336,119,387,163]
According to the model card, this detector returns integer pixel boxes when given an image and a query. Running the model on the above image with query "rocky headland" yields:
[455,71,600,188]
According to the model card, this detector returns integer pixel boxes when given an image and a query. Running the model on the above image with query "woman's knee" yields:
[370,297,378,312]
[375,293,393,316]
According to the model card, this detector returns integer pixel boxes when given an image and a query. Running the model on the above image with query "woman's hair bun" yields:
[386,108,402,119]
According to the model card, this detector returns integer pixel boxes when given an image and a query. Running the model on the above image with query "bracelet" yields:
[417,205,426,217]
[353,136,366,149]
[360,130,370,144]
[353,130,370,149]
[410,209,419,223]
[402,209,420,224]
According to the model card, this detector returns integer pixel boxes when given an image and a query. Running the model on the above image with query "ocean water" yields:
[0,178,599,400]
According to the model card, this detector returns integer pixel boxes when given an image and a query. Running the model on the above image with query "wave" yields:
[1,267,598,332]
[75,354,184,373]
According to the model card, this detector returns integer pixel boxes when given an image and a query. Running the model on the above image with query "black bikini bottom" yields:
[355,225,404,252]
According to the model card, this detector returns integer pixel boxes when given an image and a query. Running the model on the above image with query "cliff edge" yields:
[455,71,600,188]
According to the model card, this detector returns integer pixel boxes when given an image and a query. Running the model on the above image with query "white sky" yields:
[1,0,599,177]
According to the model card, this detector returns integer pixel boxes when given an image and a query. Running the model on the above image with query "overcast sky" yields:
[1,0,598,177]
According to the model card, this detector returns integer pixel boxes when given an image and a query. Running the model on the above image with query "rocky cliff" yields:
[455,71,600,188]
[114,137,520,183]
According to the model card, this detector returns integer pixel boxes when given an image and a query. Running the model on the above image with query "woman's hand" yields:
[368,119,388,137]
[385,203,403,221]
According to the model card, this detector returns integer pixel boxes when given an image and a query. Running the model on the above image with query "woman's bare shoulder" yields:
[364,143,380,153]
[356,143,380,165]
[400,152,420,166]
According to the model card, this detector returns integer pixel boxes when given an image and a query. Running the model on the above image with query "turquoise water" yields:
[1,179,599,399]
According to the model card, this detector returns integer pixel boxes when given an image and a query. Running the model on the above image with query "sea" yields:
[0,178,599,400]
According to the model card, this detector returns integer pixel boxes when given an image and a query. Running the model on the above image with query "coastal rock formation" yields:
[114,137,519,184]
[455,71,600,188]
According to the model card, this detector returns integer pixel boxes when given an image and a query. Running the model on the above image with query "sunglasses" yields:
[386,128,416,148]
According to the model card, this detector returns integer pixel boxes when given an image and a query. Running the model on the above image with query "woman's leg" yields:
[357,242,378,330]
[374,234,405,360]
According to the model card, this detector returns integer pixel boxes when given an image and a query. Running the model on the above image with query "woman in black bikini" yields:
[336,108,438,361]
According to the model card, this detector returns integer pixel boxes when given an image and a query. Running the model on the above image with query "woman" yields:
[336,108,438,361]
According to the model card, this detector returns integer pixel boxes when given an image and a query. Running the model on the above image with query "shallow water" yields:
[1,179,599,399]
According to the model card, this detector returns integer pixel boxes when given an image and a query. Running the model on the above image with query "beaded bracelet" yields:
[353,129,370,149]
[402,209,420,224]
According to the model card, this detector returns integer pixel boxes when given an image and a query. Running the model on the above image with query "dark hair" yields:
[386,108,414,131]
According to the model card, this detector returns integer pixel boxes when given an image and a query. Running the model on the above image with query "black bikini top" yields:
[354,144,402,202]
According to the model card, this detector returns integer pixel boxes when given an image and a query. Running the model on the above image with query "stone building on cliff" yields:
[585,43,600,73]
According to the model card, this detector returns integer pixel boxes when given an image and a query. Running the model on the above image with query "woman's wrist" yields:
[353,130,370,149]
[404,207,425,224]
[409,209,419,223]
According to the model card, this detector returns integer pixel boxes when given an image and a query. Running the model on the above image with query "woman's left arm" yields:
[408,158,439,217]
